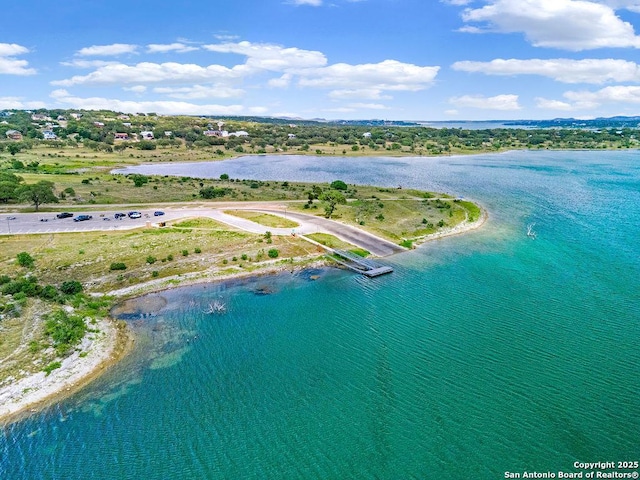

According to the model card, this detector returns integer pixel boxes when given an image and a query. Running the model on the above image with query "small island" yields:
[0,111,488,423]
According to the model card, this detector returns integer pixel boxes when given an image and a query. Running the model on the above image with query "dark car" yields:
[153,211,165,216]
[128,211,142,219]
[56,212,73,219]
[114,212,126,219]
[73,214,92,222]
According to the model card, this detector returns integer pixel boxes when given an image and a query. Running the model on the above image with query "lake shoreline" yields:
[0,210,486,425]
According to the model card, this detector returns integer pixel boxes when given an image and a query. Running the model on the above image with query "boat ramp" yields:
[330,249,394,277]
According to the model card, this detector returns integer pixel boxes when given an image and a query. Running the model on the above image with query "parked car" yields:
[56,212,73,219]
[153,211,165,216]
[73,214,92,222]
[114,212,126,219]
[128,211,142,219]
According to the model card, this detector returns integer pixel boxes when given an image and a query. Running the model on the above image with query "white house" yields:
[230,131,249,137]
[140,131,154,140]
[363,132,372,138]
[43,130,57,140]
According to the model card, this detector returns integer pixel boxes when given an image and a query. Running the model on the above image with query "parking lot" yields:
[0,209,178,235]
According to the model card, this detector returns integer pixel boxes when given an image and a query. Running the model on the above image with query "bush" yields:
[152,271,159,278]
[182,250,189,256]
[43,361,62,376]
[146,256,157,264]
[110,262,127,271]
[167,254,174,261]
[268,249,279,258]
[194,247,201,254]
[330,180,348,191]
[60,280,83,295]
[44,310,87,356]
[17,252,34,268]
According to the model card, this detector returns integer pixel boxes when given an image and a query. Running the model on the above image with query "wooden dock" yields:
[331,250,394,277]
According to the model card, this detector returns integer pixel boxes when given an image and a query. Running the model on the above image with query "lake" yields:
[2,151,639,479]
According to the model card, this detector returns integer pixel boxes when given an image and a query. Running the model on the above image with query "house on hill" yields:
[140,131,154,140]
[5,130,23,141]
[114,133,129,141]
[43,130,57,140]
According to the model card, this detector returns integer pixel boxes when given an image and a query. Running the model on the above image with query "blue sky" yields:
[3,0,640,120]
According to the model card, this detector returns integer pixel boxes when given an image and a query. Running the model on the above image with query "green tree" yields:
[330,180,348,191]
[60,280,83,295]
[319,190,346,218]
[7,143,22,156]
[220,173,229,181]
[17,181,58,211]
[0,181,19,203]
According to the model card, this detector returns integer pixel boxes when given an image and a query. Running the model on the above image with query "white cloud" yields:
[535,98,574,110]
[0,43,36,75]
[444,109,460,115]
[535,85,640,111]
[452,58,640,83]
[50,89,247,115]
[203,41,327,71]
[328,88,392,100]
[147,43,199,54]
[152,84,245,99]
[0,96,45,109]
[460,0,640,50]
[123,85,147,93]
[449,94,521,110]
[564,85,640,104]
[268,74,293,88]
[298,60,440,91]
[76,44,139,57]
[52,62,240,87]
[60,59,120,69]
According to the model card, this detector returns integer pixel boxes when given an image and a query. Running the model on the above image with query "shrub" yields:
[43,361,62,376]
[17,252,34,268]
[167,254,174,261]
[110,262,127,271]
[146,256,157,264]
[44,310,87,356]
[194,247,201,254]
[268,249,279,258]
[60,280,83,295]
[400,239,413,249]
[152,271,159,278]
[241,254,248,261]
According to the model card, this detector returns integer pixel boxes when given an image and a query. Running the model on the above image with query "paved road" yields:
[1,204,405,257]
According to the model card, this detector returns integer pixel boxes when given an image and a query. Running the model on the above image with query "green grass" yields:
[224,210,299,228]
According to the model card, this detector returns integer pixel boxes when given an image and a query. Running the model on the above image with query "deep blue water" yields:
[3,150,639,479]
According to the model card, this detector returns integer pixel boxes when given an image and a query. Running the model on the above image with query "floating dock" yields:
[331,249,394,277]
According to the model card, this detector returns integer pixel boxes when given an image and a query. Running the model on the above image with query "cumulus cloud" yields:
[203,41,327,71]
[298,60,439,91]
[76,43,139,56]
[459,0,640,50]
[52,62,240,87]
[147,43,199,54]
[0,43,36,75]
[0,96,45,109]
[536,85,640,111]
[49,89,248,115]
[452,58,640,83]
[535,98,574,110]
[60,59,119,69]
[449,94,521,110]
[123,85,147,93]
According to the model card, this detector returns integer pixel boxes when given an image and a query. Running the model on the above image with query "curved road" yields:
[1,203,404,257]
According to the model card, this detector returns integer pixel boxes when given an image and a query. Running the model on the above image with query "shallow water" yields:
[3,151,639,479]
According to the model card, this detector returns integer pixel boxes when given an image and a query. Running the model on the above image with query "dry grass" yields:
[224,210,299,228]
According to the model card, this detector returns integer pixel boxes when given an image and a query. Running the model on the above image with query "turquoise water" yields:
[3,151,640,479]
